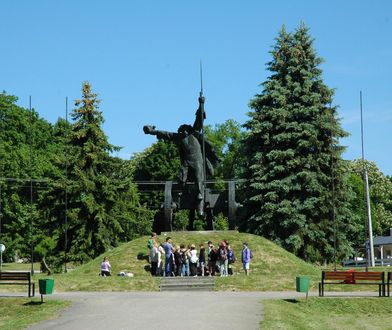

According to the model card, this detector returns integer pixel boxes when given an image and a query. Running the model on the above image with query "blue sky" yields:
[1,1,391,174]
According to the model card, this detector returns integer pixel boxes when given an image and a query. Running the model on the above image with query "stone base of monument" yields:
[160,276,215,292]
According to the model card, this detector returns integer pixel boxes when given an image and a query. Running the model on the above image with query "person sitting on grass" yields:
[100,257,111,277]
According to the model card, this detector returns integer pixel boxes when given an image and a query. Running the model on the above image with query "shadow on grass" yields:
[137,253,149,261]
[24,301,44,306]
[283,299,300,304]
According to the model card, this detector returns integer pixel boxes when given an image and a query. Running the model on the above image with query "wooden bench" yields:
[0,271,35,297]
[319,270,385,297]
[387,272,391,297]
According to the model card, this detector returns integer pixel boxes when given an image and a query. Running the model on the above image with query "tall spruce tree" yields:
[242,24,353,262]
[65,82,129,261]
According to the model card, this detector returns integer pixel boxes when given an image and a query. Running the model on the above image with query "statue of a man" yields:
[143,96,219,215]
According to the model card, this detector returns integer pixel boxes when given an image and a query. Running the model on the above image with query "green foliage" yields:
[131,140,180,208]
[242,24,353,262]
[0,92,56,261]
[204,119,245,180]
[172,209,190,231]
[347,160,392,239]
[0,87,154,266]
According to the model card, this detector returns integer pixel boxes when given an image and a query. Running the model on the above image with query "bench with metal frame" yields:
[387,272,391,297]
[0,271,35,297]
[319,270,385,297]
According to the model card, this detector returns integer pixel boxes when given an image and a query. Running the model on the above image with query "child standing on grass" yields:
[227,242,236,275]
[199,244,206,276]
[241,242,251,276]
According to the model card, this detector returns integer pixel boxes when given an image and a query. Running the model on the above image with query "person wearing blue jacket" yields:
[241,242,252,276]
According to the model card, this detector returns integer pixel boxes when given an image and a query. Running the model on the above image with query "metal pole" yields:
[0,109,2,246]
[328,102,337,271]
[360,91,375,268]
[200,61,207,183]
[0,178,2,243]
[64,97,68,273]
[29,96,34,275]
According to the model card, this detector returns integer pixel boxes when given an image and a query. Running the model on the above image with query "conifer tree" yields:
[242,24,352,262]
[66,82,135,261]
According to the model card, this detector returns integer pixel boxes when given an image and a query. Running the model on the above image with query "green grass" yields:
[261,297,392,329]
[0,298,71,330]
[1,263,40,271]
[38,231,319,292]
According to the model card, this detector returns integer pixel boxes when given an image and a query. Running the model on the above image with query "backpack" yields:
[180,250,188,263]
[228,249,236,264]
[147,238,153,250]
[219,247,227,261]
[209,249,218,262]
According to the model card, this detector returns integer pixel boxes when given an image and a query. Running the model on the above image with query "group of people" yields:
[147,233,252,277]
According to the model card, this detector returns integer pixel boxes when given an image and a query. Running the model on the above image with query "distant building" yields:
[344,229,392,267]
[373,229,392,262]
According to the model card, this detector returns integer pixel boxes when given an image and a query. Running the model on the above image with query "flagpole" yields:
[360,91,375,268]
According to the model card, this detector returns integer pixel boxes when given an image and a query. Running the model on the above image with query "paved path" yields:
[0,290,381,330]
[28,291,268,330]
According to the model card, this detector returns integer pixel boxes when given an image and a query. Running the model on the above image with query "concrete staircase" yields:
[160,276,215,291]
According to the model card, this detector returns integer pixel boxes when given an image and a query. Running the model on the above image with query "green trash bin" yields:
[296,276,310,293]
[39,279,54,302]
[296,276,310,301]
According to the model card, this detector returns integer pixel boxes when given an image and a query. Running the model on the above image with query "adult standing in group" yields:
[147,232,157,262]
[218,241,228,277]
[207,241,217,276]
[242,242,252,276]
[163,237,174,276]
[157,243,164,276]
[150,242,159,276]
[180,244,190,276]
[189,244,199,276]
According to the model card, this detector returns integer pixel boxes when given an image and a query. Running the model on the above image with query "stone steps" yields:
[160,276,215,291]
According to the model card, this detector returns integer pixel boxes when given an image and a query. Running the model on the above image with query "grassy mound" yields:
[45,231,319,292]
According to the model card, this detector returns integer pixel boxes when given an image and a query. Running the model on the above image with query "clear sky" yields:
[1,1,391,174]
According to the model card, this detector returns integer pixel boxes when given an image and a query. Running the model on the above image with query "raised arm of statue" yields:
[193,96,206,132]
[143,125,178,142]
